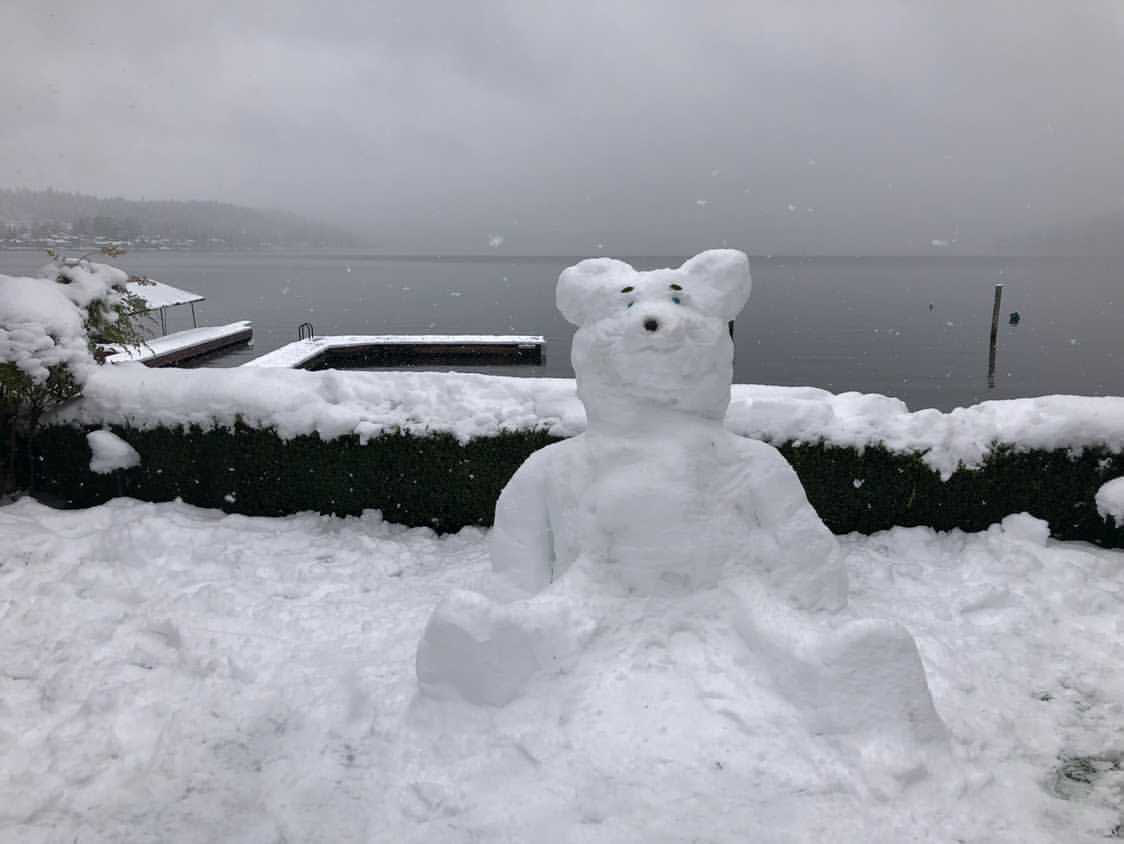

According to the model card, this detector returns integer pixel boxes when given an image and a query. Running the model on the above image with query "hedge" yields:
[25,421,1124,548]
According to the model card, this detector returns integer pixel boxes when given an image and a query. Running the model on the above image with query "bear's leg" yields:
[416,588,593,707]
[733,585,948,792]
[804,618,946,745]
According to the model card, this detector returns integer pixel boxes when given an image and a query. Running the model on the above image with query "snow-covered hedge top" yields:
[0,260,131,384]
[49,365,1124,479]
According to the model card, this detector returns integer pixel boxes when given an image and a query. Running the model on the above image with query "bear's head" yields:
[557,249,751,424]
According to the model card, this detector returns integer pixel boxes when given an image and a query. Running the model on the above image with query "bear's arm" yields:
[734,437,848,612]
[488,447,557,595]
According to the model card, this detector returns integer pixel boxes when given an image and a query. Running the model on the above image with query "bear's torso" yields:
[539,422,772,594]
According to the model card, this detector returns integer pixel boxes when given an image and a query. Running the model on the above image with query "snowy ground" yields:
[1,498,1121,843]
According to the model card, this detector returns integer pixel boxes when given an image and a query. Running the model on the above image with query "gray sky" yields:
[3,1,1123,254]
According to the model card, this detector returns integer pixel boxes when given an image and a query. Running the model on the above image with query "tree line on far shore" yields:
[0,188,359,249]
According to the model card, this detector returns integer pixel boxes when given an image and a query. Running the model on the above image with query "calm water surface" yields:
[4,251,1121,411]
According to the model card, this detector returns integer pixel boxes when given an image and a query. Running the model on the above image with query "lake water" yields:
[4,250,1121,411]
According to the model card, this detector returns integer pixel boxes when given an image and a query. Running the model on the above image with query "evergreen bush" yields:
[29,421,1124,547]
[0,248,151,492]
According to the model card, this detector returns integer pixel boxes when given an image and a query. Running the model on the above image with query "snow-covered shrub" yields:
[29,421,1124,548]
[0,250,150,491]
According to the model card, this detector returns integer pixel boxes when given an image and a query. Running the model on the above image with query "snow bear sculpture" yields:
[416,250,946,769]
[487,249,847,605]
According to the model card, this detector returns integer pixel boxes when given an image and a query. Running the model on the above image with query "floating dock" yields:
[99,277,254,366]
[243,334,545,369]
[102,321,254,367]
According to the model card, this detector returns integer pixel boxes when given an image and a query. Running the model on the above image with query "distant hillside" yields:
[0,188,360,249]
[993,208,1124,256]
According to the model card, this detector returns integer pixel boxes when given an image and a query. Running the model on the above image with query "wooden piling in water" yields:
[988,283,1003,388]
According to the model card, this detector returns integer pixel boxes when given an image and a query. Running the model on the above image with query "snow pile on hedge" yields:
[1096,477,1124,527]
[0,261,131,384]
[86,429,141,473]
[50,366,1124,478]
[1,498,1122,841]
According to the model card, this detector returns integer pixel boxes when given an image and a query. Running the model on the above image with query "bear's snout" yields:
[628,302,688,343]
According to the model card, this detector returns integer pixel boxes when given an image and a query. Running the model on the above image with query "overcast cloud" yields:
[2,0,1122,253]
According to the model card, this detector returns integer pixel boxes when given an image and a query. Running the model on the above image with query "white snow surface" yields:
[86,428,141,473]
[1096,477,1124,527]
[49,365,1124,477]
[1,497,1121,842]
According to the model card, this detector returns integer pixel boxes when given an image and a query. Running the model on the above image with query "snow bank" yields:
[51,366,1124,477]
[1,498,1121,841]
[1096,477,1124,527]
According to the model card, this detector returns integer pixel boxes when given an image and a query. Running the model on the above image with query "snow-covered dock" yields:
[92,276,255,366]
[102,320,253,367]
[243,334,545,369]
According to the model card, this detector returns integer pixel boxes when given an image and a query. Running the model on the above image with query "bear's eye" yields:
[671,296,681,304]
[620,286,634,293]
[669,283,683,291]
[627,301,634,308]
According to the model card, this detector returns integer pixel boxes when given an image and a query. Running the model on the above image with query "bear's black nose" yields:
[644,317,659,332]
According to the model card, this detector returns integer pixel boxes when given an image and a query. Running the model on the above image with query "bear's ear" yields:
[557,257,637,326]
[679,249,751,320]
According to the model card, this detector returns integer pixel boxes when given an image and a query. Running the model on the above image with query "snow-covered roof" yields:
[125,278,204,310]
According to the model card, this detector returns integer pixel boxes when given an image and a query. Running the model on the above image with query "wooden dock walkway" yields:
[243,334,545,369]
[102,321,254,367]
